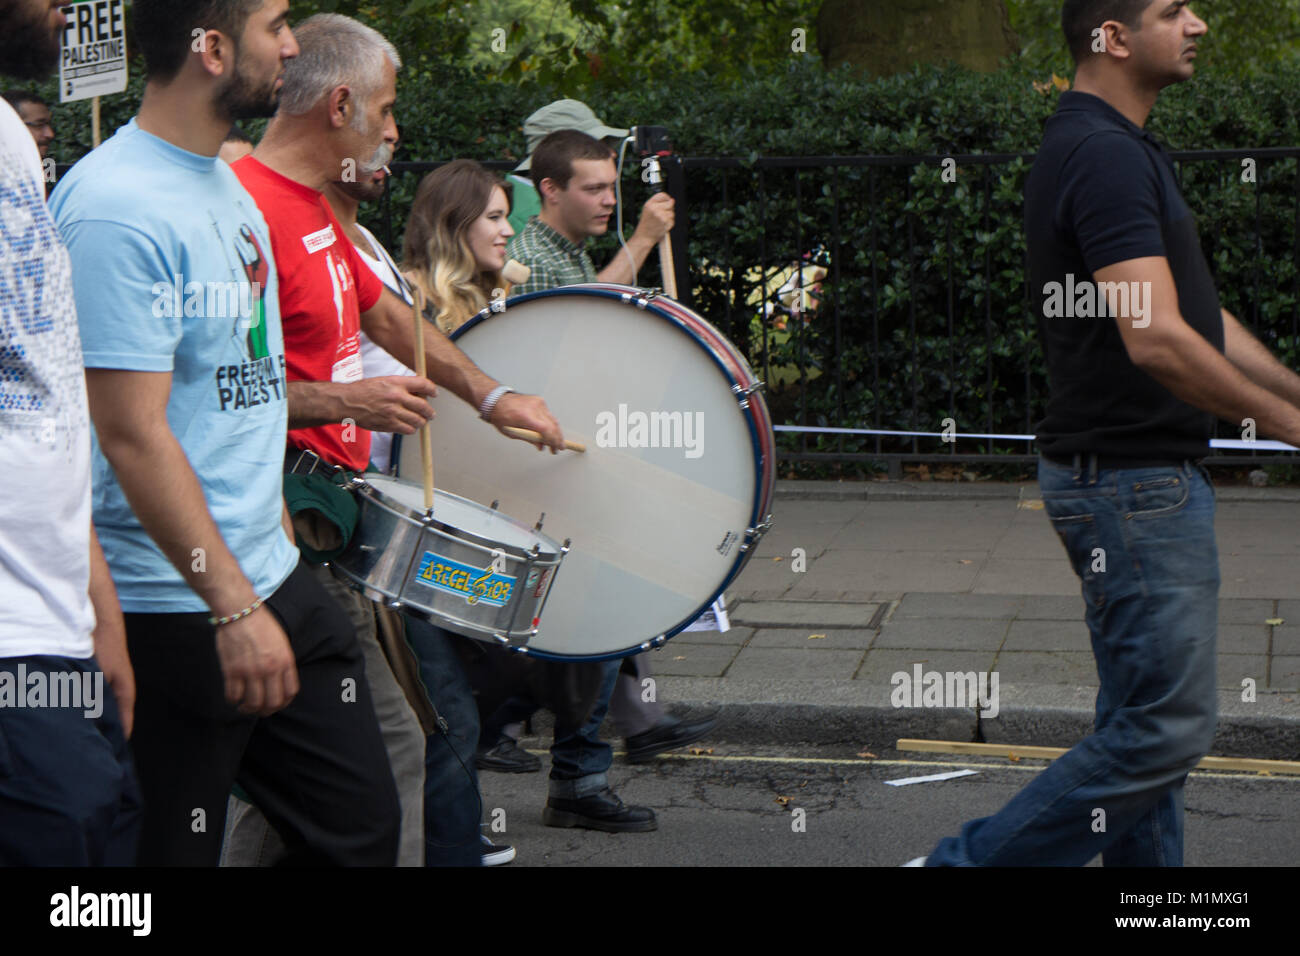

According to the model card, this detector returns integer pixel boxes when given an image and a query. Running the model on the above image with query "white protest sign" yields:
[59,0,128,104]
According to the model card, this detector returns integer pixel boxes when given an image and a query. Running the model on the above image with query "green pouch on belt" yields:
[282,470,360,564]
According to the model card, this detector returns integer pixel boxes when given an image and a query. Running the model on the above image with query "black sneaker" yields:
[624,711,719,764]
[480,834,516,866]
[475,737,542,774]
[543,787,657,832]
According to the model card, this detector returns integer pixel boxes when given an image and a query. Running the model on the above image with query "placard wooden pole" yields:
[897,739,1300,775]
[91,96,101,148]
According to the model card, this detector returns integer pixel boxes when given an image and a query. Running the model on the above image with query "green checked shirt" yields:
[507,216,597,294]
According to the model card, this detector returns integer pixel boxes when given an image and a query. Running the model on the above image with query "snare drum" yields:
[397,284,775,661]
[330,474,568,647]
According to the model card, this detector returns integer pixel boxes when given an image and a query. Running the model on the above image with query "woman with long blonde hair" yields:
[402,159,514,335]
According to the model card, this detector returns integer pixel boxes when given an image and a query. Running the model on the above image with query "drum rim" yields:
[351,474,565,561]
[451,284,776,662]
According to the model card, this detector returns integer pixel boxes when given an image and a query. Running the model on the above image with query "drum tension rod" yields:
[490,500,500,511]
[534,512,546,531]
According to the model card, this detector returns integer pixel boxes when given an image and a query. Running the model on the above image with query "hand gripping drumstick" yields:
[634,126,678,299]
[499,426,586,453]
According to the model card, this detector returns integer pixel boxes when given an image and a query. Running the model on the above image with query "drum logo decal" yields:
[414,551,515,607]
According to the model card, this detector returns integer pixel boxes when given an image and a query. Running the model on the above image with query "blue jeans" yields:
[404,619,483,866]
[926,456,1219,866]
[549,659,619,798]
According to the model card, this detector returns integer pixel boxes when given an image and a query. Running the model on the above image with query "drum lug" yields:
[619,289,660,309]
[731,380,766,410]
[561,538,572,554]
[741,514,774,550]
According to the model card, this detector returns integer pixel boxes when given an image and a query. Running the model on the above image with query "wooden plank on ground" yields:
[896,739,1300,776]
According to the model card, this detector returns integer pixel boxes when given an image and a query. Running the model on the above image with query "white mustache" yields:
[360,142,394,175]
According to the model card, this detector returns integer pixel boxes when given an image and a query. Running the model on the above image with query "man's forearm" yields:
[1136,330,1300,447]
[288,380,351,429]
[362,304,495,409]
[98,429,260,614]
[1222,309,1300,409]
[596,234,655,286]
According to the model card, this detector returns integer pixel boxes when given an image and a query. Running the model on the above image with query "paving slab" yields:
[1218,599,1278,625]
[788,550,987,593]
[874,617,1010,651]
[1001,619,1091,653]
[1219,555,1300,599]
[1269,656,1300,690]
[647,643,737,678]
[971,557,1078,595]
[892,593,1022,619]
[1217,654,1269,692]
[1273,627,1300,656]
[991,650,1098,686]
[1217,624,1271,656]
[725,647,866,681]
[1017,594,1085,620]
[828,517,1011,552]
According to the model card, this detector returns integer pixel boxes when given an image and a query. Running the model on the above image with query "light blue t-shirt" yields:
[50,119,298,613]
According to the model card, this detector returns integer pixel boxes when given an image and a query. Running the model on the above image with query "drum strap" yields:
[373,607,440,736]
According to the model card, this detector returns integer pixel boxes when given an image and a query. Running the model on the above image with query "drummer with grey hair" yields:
[221,12,564,866]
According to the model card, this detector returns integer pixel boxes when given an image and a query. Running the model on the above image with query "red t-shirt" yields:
[233,156,382,471]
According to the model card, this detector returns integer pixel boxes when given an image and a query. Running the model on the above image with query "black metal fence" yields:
[376,149,1300,473]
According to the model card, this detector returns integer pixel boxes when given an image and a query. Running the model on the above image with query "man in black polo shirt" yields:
[913,0,1300,866]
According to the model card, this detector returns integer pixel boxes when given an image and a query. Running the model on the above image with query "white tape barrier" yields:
[772,424,1298,452]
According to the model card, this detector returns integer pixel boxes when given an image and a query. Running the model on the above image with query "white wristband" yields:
[479,385,514,422]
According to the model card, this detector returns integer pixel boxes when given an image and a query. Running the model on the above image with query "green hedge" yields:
[37,54,1300,469]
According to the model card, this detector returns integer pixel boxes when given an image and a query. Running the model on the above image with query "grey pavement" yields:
[649,479,1300,761]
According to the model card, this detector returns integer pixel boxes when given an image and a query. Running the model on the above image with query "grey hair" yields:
[276,14,401,118]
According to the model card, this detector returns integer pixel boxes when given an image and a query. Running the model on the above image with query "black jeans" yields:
[0,655,142,865]
[125,559,400,865]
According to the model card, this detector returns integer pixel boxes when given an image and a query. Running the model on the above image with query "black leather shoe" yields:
[543,788,658,832]
[624,711,719,764]
[475,737,542,774]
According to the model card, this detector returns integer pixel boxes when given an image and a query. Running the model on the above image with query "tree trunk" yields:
[817,0,1019,76]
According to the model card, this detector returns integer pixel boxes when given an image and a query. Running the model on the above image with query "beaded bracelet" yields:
[208,596,264,628]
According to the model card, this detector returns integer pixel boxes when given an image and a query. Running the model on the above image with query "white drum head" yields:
[399,287,767,659]
[364,475,546,552]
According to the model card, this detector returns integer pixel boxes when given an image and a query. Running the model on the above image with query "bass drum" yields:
[399,284,774,660]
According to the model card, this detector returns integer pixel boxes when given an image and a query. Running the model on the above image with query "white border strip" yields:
[773,425,1297,452]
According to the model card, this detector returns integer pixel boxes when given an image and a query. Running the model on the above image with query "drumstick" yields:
[501,258,530,298]
[500,426,586,453]
[409,279,435,510]
[658,234,677,299]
